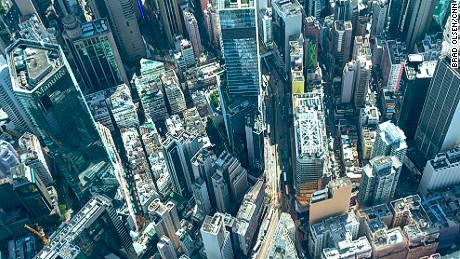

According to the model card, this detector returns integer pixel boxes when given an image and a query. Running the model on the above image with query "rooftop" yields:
[273,0,303,17]
[429,147,460,170]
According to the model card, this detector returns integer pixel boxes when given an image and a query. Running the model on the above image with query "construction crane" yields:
[24,224,49,245]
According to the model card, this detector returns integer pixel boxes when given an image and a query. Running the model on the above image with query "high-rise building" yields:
[371,0,388,38]
[183,11,203,57]
[341,61,356,104]
[406,0,437,51]
[163,138,194,197]
[272,0,303,74]
[309,177,352,226]
[179,39,196,67]
[18,132,53,186]
[133,59,168,122]
[418,147,460,196]
[415,56,460,159]
[334,0,351,21]
[352,38,372,109]
[395,55,436,139]
[90,0,146,64]
[387,0,412,37]
[193,178,212,215]
[191,147,216,208]
[85,87,117,132]
[331,20,353,75]
[371,121,407,162]
[158,236,178,259]
[108,84,139,129]
[245,115,265,174]
[157,0,184,45]
[0,55,32,132]
[62,15,128,92]
[35,195,137,259]
[214,151,248,205]
[161,70,187,115]
[267,212,298,258]
[358,156,402,208]
[201,213,235,259]
[6,39,118,203]
[212,170,231,213]
[176,227,196,256]
[293,92,327,212]
[0,140,20,179]
[204,4,221,49]
[381,39,407,93]
[148,198,181,251]
[219,0,260,96]
[290,35,305,93]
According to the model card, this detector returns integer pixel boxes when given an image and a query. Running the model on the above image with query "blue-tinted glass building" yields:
[6,39,118,203]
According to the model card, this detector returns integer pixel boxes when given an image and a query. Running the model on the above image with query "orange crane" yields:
[24,224,49,245]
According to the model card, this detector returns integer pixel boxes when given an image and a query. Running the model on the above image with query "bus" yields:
[253,240,262,253]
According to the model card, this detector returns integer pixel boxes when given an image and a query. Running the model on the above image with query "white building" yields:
[161,70,187,115]
[371,121,407,163]
[158,236,178,259]
[108,84,139,129]
[149,199,181,250]
[18,132,53,186]
[201,213,234,259]
[193,178,212,215]
[180,39,195,67]
[341,61,356,104]
[419,148,460,196]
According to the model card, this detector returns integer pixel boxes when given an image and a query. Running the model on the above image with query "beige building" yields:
[309,177,352,226]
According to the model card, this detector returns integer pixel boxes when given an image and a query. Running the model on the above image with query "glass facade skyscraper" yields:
[6,39,118,203]
[219,1,261,96]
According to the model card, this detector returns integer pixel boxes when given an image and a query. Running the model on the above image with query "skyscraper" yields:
[6,39,118,203]
[193,178,212,215]
[163,138,194,197]
[201,213,235,259]
[272,0,303,74]
[90,0,146,64]
[331,20,353,75]
[405,0,437,50]
[353,37,372,109]
[148,198,181,251]
[371,121,408,163]
[415,56,460,159]
[371,0,388,38]
[245,115,265,174]
[387,0,411,37]
[219,0,261,96]
[18,132,53,186]
[157,0,184,45]
[0,140,20,178]
[214,151,248,205]
[183,11,203,57]
[158,236,178,259]
[62,15,128,92]
[334,0,350,21]
[358,156,402,208]
[191,147,216,208]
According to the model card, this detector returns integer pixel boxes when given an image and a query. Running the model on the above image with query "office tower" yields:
[179,39,196,67]
[161,70,187,115]
[62,15,128,92]
[0,55,32,132]
[353,40,372,109]
[415,56,460,159]
[259,8,273,46]
[381,40,407,92]
[220,97,256,151]
[176,227,196,256]
[35,195,137,259]
[108,84,139,129]
[10,163,53,222]
[163,138,194,196]
[272,0,303,74]
[245,115,265,174]
[371,121,407,162]
[371,0,388,38]
[204,4,221,49]
[158,236,178,259]
[306,0,322,19]
[309,177,352,226]
[148,198,181,251]
[215,151,248,205]
[334,0,350,21]
[387,0,411,37]
[183,11,203,57]
[157,0,183,45]
[358,156,402,208]
[133,59,168,122]
[395,55,437,139]
[290,35,305,93]
[18,132,53,186]
[191,147,216,207]
[212,170,231,213]
[0,140,20,178]
[309,211,366,258]
[341,61,356,103]
[219,0,260,96]
[201,214,235,259]
[418,148,460,196]
[193,178,212,215]
[90,0,145,64]
[406,0,437,51]
[6,39,118,203]
[293,93,326,212]
[331,20,353,74]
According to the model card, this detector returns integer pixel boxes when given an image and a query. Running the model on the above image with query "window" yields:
[39,94,54,111]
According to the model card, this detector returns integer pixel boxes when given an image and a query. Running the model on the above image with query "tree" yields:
[210,90,219,108]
